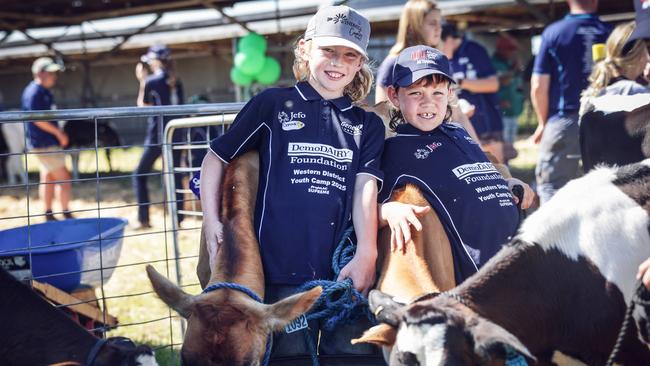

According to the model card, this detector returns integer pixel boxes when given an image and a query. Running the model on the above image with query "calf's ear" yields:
[369,290,404,327]
[146,265,195,318]
[352,323,397,346]
[470,316,536,363]
[264,286,322,331]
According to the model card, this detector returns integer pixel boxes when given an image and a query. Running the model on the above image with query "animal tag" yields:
[284,314,308,334]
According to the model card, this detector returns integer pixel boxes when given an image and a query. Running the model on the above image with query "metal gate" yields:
[0,103,243,364]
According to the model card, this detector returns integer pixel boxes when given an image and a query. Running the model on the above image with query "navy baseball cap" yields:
[626,0,650,47]
[141,44,171,63]
[391,45,455,88]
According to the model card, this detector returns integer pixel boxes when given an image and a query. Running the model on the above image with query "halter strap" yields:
[202,282,272,366]
[85,338,108,366]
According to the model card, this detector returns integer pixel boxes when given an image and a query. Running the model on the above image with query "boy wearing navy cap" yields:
[201,5,384,363]
[379,45,534,283]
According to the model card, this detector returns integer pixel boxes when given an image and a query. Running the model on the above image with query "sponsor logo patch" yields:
[279,111,306,131]
[414,141,442,159]
[340,120,363,136]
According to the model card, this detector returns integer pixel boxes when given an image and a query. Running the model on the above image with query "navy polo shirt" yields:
[142,70,184,144]
[21,81,58,149]
[449,39,504,137]
[376,55,397,88]
[379,122,519,283]
[533,13,610,117]
[209,82,385,285]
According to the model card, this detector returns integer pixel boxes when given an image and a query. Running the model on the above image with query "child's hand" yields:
[203,216,224,269]
[506,178,535,209]
[381,202,430,253]
[638,257,650,290]
[337,250,377,296]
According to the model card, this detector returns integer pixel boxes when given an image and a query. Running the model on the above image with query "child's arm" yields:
[378,202,430,253]
[200,152,225,269]
[506,177,535,209]
[337,174,378,296]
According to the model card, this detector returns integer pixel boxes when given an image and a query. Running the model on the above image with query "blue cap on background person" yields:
[140,44,171,63]
[626,0,650,47]
[304,5,370,58]
[391,45,455,88]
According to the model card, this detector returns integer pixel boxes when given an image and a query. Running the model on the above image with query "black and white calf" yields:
[0,267,157,365]
[370,160,650,365]
[63,119,121,179]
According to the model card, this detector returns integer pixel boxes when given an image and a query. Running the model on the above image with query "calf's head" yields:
[146,265,321,366]
[367,290,535,365]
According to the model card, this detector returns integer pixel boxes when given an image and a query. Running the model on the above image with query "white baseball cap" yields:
[32,57,63,74]
[304,5,370,58]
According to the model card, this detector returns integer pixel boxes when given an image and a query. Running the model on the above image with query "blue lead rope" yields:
[202,282,272,366]
[293,225,374,366]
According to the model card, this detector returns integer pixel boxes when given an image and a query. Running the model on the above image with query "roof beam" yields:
[201,0,254,33]
[514,0,550,23]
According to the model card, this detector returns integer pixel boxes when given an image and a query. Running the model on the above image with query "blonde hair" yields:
[389,0,440,56]
[292,39,373,103]
[584,21,647,97]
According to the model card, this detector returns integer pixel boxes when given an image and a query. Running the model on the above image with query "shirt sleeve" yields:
[209,94,265,163]
[357,113,385,186]
[26,89,49,111]
[376,56,396,88]
[533,32,552,75]
[143,77,154,105]
[470,43,497,78]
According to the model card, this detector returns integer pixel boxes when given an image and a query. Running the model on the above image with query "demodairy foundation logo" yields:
[278,111,306,131]
[452,162,498,179]
[414,141,442,159]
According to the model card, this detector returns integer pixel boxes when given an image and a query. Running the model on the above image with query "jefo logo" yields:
[279,111,306,131]
[414,141,442,159]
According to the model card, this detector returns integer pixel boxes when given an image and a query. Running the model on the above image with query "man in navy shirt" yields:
[132,44,184,229]
[22,57,73,222]
[531,0,610,204]
[440,23,506,163]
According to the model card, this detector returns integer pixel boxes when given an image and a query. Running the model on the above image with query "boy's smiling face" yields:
[388,76,452,132]
[302,40,363,99]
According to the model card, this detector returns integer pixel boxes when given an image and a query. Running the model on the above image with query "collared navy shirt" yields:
[210,82,384,285]
[22,81,58,149]
[533,13,610,117]
[449,39,504,137]
[379,122,519,283]
[142,70,184,144]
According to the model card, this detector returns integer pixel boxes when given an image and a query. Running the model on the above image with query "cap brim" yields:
[311,36,367,58]
[43,64,63,72]
[625,18,650,48]
[394,69,455,88]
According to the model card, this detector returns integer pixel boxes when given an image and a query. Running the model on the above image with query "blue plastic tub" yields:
[0,217,127,292]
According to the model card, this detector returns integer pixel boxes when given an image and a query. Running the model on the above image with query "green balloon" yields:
[255,57,281,85]
[230,67,253,86]
[238,33,267,54]
[234,51,264,76]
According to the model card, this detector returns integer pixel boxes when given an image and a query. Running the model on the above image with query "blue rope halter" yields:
[293,225,374,366]
[202,282,272,366]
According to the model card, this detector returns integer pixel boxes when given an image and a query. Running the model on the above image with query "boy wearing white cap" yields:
[200,5,384,363]
[22,57,73,222]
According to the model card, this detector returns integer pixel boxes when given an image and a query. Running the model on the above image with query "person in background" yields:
[22,57,73,222]
[530,0,610,204]
[580,21,649,106]
[133,44,184,230]
[374,0,479,141]
[491,33,525,163]
[440,22,506,163]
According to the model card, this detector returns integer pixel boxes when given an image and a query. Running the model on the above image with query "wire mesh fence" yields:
[0,103,243,364]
